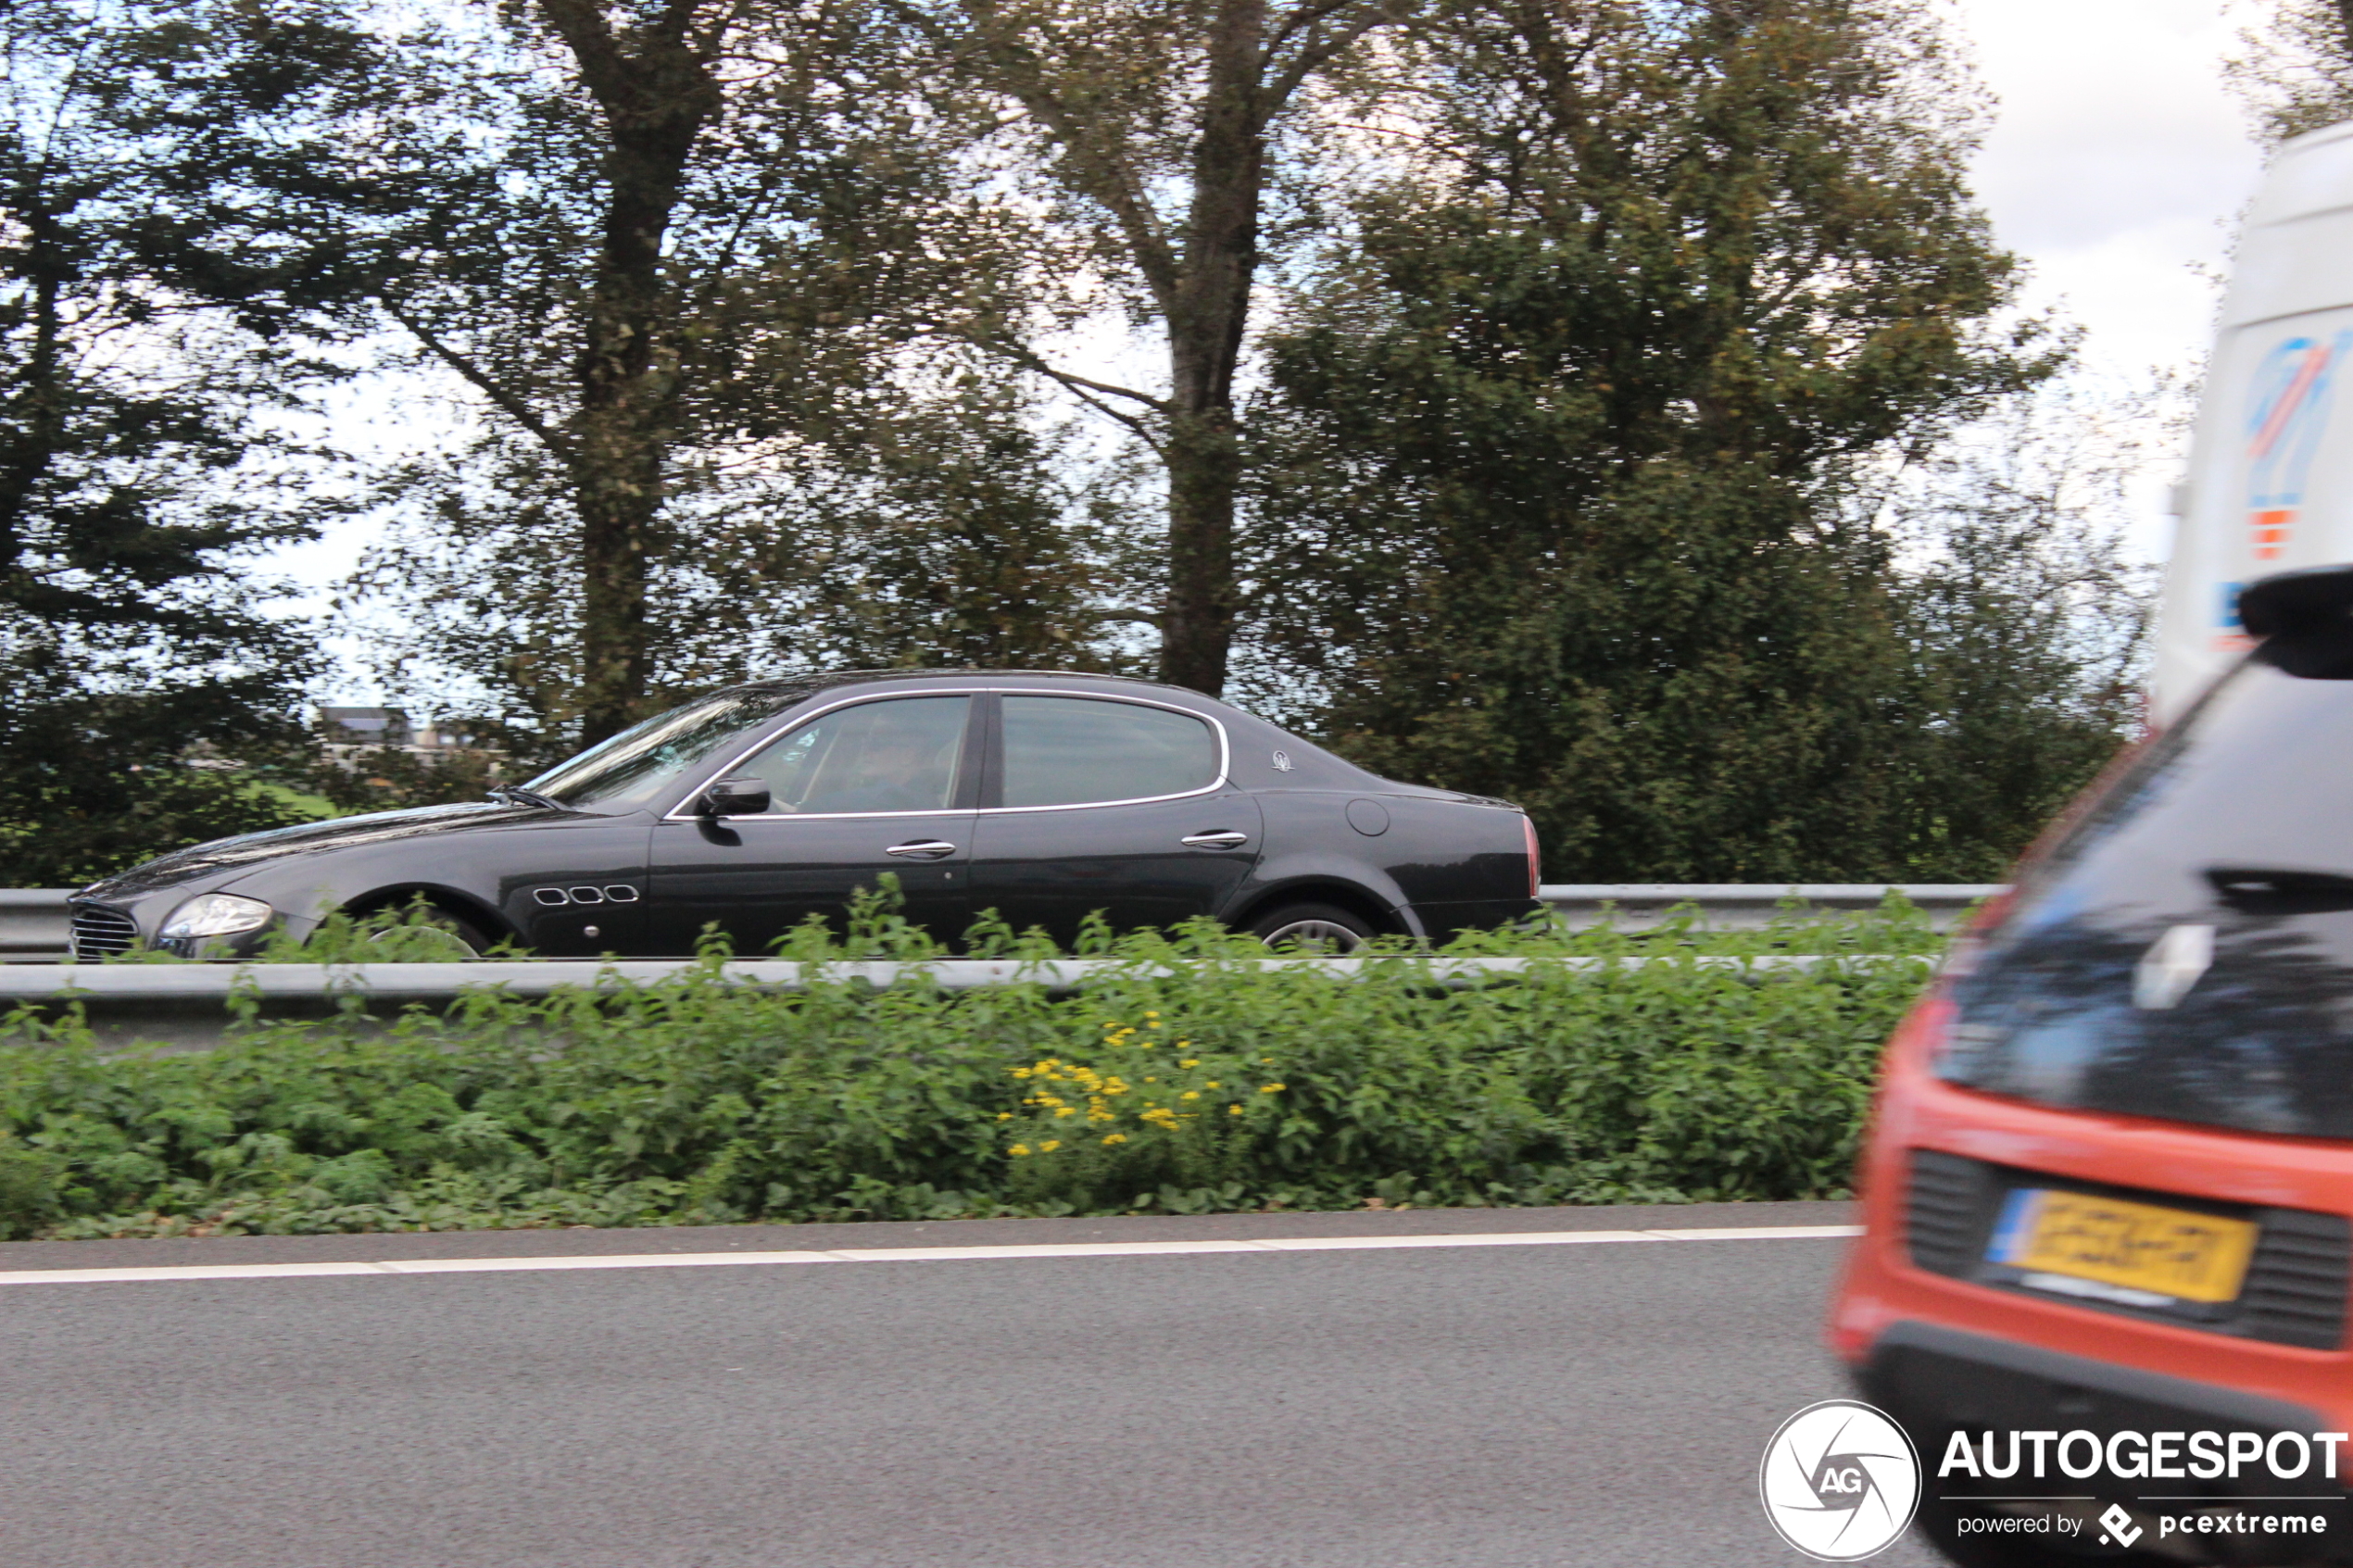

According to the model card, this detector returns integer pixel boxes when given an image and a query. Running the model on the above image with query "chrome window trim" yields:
[661,686,1231,822]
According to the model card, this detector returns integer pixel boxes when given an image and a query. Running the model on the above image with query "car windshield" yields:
[522,687,811,812]
[1942,645,2353,1137]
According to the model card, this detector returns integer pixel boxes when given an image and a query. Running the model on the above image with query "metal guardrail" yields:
[1540,884,2003,931]
[0,889,73,959]
[0,882,2002,965]
[0,953,1938,1053]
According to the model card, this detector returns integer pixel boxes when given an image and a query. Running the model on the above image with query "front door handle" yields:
[886,839,959,859]
[1180,830,1251,850]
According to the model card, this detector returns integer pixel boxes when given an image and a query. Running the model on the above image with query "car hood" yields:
[81,800,571,901]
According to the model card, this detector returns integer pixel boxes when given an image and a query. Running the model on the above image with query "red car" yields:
[1832,567,2353,1566]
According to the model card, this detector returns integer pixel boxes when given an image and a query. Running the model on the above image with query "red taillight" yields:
[1523,815,1541,897]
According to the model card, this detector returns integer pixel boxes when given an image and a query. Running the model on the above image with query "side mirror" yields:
[700,776,772,817]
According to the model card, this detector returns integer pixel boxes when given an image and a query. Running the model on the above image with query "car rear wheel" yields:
[1249,903,1376,953]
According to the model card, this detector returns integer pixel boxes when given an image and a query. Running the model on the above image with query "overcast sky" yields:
[1959,0,2262,377]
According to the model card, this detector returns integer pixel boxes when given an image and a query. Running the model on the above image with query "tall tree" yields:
[909,0,1409,696]
[1867,384,2160,879]
[351,0,1079,749]
[1241,0,2062,880]
[0,0,380,881]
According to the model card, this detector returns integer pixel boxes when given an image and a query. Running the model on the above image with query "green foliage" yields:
[301,740,509,816]
[0,902,1940,1236]
[333,3,1117,744]
[1239,0,2091,881]
[2228,0,2353,144]
[0,0,388,882]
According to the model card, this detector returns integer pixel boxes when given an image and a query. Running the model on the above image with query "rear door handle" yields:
[886,840,959,859]
[1180,830,1251,850]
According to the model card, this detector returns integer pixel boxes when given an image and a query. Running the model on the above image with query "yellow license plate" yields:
[1989,1189,2259,1304]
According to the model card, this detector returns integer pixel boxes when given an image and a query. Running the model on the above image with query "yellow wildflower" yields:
[1009,1144,1031,1157]
[1038,1140,1061,1153]
[1101,1133,1127,1146]
[1260,1084,1285,1092]
[1228,1105,1242,1115]
[1205,1081,1220,1089]
[1179,1090,1201,1101]
[997,1112,1013,1122]
[1179,1059,1200,1068]
[1053,1106,1076,1118]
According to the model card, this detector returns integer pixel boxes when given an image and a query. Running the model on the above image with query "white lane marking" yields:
[0,1223,1861,1286]
[380,1250,839,1273]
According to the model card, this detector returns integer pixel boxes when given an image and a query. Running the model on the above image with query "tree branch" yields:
[1266,0,1366,56]
[535,0,629,105]
[1264,0,1406,110]
[384,303,574,463]
[1017,358,1168,450]
[890,1,1183,313]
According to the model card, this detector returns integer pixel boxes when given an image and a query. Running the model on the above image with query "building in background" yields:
[317,709,501,771]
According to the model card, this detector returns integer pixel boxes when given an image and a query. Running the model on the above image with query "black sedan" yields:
[69,671,1541,960]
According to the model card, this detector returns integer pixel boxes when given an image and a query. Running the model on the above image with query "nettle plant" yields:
[0,895,1946,1238]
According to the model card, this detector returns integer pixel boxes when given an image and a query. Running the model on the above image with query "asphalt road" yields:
[0,1202,1947,1568]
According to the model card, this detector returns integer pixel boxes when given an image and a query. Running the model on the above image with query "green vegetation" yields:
[3,0,2158,887]
[0,898,1942,1240]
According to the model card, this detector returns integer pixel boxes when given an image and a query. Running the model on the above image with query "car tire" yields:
[1248,902,1377,953]
[363,905,492,960]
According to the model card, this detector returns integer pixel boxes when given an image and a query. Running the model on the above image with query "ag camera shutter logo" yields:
[1760,1399,1921,1561]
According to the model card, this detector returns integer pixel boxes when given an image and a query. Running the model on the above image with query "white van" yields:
[2156,120,2353,722]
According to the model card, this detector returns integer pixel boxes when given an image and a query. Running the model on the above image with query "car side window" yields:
[1000,696,1218,809]
[731,696,971,814]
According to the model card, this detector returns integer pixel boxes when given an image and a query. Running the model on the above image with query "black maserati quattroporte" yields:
[69,671,1542,960]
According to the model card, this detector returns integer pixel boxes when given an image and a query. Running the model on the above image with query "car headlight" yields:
[157,893,274,941]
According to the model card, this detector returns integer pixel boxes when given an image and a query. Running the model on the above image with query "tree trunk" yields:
[1157,0,1266,697]
[0,205,66,595]
[539,0,723,746]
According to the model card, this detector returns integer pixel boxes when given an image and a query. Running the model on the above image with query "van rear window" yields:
[1941,650,2353,1138]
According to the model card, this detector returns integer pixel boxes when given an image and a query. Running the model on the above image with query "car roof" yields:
[716,669,1227,709]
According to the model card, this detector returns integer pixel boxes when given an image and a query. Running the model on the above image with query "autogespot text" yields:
[1937,1428,2350,1483]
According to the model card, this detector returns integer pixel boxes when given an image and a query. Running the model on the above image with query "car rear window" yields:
[999,696,1218,808]
[1942,650,2353,1137]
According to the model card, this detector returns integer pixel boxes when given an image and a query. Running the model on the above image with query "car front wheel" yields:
[1249,903,1376,953]
[361,905,493,960]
